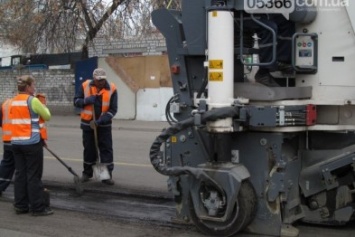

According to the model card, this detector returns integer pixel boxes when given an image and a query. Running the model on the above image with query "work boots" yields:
[81,172,114,185]
[101,171,114,185]
[14,206,29,215]
[32,207,54,216]
[101,179,115,185]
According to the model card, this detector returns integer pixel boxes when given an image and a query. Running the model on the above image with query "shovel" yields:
[91,105,111,180]
[44,146,84,195]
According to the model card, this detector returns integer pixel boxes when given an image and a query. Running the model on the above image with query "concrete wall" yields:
[0,35,173,121]
[89,35,166,58]
[0,69,75,115]
[0,58,174,121]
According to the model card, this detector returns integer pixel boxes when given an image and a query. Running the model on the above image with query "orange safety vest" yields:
[10,94,47,141]
[2,98,12,142]
[80,80,117,121]
[39,117,48,140]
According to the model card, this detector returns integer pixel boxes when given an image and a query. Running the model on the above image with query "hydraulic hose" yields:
[149,106,239,177]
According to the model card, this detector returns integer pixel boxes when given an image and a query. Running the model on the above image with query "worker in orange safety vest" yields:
[10,75,53,216]
[73,68,118,185]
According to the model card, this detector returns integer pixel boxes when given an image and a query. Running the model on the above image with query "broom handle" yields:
[44,146,79,177]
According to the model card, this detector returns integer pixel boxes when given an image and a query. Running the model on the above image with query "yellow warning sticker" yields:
[171,136,177,143]
[212,11,218,17]
[209,60,223,69]
[209,72,223,82]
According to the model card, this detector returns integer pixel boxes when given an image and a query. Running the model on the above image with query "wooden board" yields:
[105,55,172,92]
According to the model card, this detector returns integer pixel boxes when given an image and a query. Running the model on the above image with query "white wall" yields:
[98,58,136,120]
[136,88,173,121]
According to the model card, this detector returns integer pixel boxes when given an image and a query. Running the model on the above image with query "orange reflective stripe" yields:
[2,98,12,142]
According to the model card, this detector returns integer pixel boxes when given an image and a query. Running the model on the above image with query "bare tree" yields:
[0,0,126,58]
[151,0,180,9]
[0,0,181,58]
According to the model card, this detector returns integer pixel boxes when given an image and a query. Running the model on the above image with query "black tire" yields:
[189,180,257,237]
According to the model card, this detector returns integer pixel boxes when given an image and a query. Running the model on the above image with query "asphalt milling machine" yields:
[149,0,355,236]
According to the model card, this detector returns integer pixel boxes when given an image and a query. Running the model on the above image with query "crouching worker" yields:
[10,75,53,216]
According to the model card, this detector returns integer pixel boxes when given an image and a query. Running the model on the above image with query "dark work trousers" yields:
[82,126,114,177]
[0,142,15,192]
[12,142,46,212]
[257,15,295,71]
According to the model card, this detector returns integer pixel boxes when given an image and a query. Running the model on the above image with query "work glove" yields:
[84,95,97,105]
[97,113,112,124]
[89,120,97,129]
[36,93,47,105]
[89,117,103,129]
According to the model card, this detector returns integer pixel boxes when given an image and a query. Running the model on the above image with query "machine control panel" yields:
[292,33,318,73]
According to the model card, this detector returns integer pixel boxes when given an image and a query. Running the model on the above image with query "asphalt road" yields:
[1,116,355,236]
[41,124,169,194]
[0,201,203,237]
[0,116,196,237]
